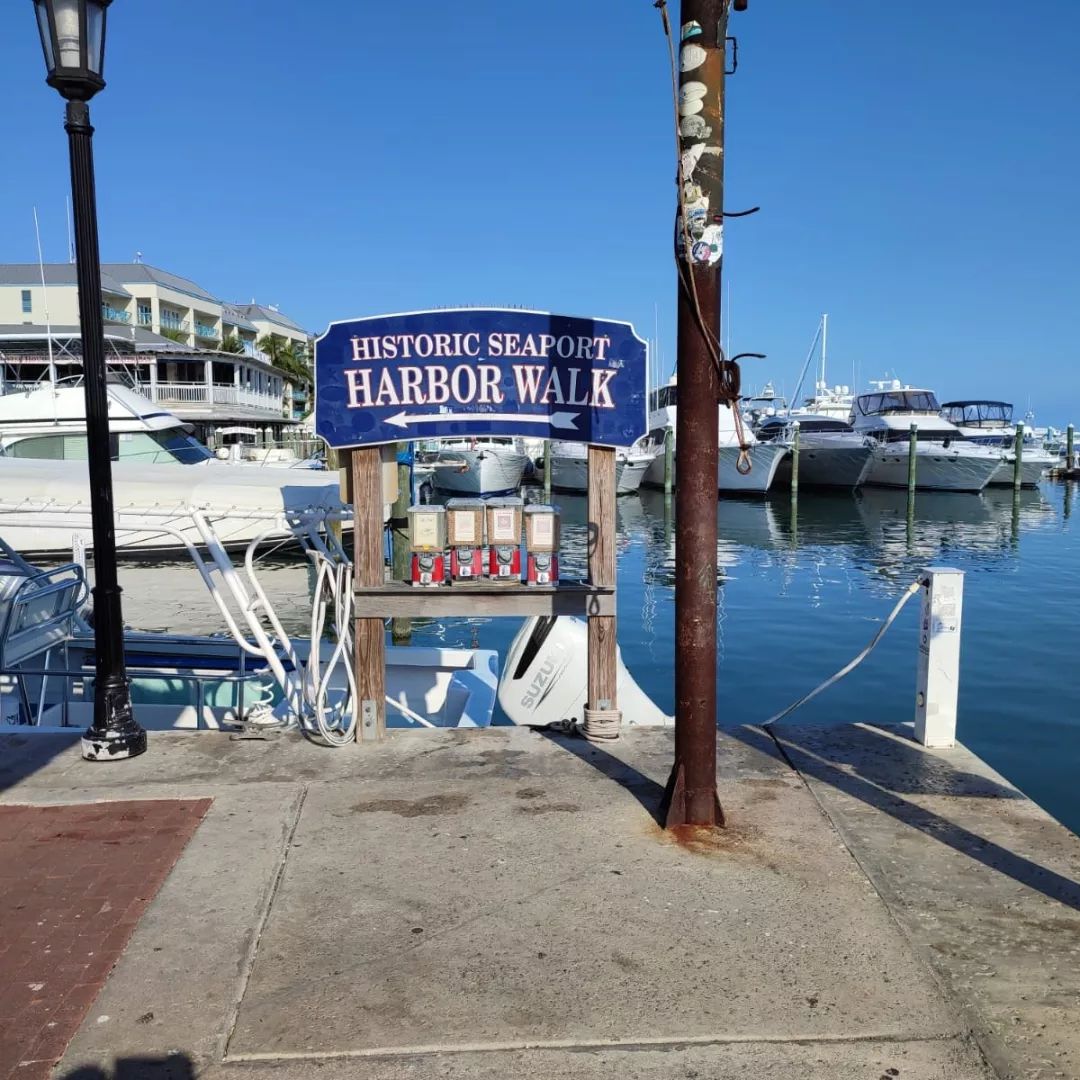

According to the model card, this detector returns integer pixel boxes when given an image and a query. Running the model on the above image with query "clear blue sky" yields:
[3,1,1078,422]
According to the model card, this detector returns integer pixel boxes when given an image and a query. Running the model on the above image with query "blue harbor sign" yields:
[315,308,648,449]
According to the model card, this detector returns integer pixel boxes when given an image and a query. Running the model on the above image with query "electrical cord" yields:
[762,580,922,727]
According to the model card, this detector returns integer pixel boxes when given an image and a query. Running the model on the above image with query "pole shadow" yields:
[534,727,667,824]
[729,722,1080,913]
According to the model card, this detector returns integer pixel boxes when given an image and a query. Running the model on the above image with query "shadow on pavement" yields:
[535,727,667,824]
[0,731,82,794]
[60,1055,195,1080]
[731,722,1080,913]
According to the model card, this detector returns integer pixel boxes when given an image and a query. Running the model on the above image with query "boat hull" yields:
[549,452,654,495]
[643,443,788,494]
[431,447,528,496]
[986,454,1052,488]
[775,445,872,489]
[862,446,1000,492]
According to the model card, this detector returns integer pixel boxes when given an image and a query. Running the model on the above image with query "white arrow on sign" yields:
[384,411,579,431]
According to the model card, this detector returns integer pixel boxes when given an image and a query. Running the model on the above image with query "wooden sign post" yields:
[314,309,646,743]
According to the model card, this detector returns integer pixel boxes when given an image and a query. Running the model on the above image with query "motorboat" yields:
[0,456,351,558]
[850,382,1001,493]
[0,525,498,736]
[940,401,1054,487]
[547,439,658,495]
[642,376,788,494]
[756,414,872,489]
[741,382,789,429]
[422,437,530,497]
[0,383,323,469]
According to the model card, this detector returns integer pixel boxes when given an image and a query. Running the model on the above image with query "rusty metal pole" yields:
[662,0,740,828]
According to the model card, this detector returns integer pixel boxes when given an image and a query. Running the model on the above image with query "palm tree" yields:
[220,334,244,355]
[258,334,311,384]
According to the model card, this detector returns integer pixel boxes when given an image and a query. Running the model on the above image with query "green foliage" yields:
[220,334,244,354]
[159,327,187,343]
[258,333,312,385]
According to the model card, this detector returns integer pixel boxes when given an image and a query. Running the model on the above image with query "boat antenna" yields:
[33,206,57,385]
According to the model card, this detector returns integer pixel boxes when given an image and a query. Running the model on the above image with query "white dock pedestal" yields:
[914,567,965,748]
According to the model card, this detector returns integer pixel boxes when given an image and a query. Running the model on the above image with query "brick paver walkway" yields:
[0,798,212,1080]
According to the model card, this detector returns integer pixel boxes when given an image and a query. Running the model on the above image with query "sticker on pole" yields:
[315,308,648,449]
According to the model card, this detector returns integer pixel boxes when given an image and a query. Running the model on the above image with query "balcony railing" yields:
[194,323,218,339]
[141,381,283,415]
[102,304,130,323]
[159,314,190,332]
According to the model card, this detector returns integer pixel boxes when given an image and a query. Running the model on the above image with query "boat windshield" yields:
[650,385,678,411]
[856,390,940,416]
[941,401,1013,427]
[4,430,214,465]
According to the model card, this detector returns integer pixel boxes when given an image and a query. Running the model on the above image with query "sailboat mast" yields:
[33,207,57,385]
[820,312,828,392]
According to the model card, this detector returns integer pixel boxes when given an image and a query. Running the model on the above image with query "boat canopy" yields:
[940,401,1014,427]
[758,415,853,437]
[854,390,941,416]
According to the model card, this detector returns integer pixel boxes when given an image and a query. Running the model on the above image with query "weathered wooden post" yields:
[353,448,386,742]
[1013,422,1024,491]
[1067,424,1075,471]
[790,421,800,499]
[582,446,620,741]
[543,439,552,500]
[907,423,918,505]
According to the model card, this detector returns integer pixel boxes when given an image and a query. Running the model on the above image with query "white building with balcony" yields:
[0,263,312,439]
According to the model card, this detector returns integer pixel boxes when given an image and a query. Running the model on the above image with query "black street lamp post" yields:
[33,0,146,761]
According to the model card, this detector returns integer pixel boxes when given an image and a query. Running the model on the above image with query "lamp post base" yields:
[82,726,147,761]
[81,680,147,761]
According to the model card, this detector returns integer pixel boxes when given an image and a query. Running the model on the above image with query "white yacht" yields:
[0,384,322,469]
[850,383,1001,493]
[0,456,349,557]
[940,401,1055,487]
[642,376,788,494]
[423,437,530,497]
[547,439,657,495]
[756,414,872,489]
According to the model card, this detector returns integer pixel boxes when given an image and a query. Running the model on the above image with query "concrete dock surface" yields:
[1,723,1078,1080]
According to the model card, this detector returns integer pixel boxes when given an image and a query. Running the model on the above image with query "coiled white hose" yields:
[305,555,358,746]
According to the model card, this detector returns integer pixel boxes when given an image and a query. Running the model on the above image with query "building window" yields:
[21,290,32,314]
[137,301,152,326]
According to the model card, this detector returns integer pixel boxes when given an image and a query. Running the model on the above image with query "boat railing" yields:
[1,660,268,731]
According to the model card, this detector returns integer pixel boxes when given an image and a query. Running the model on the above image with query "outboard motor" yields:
[498,616,672,728]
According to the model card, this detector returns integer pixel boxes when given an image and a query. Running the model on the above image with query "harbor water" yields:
[114,481,1080,835]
